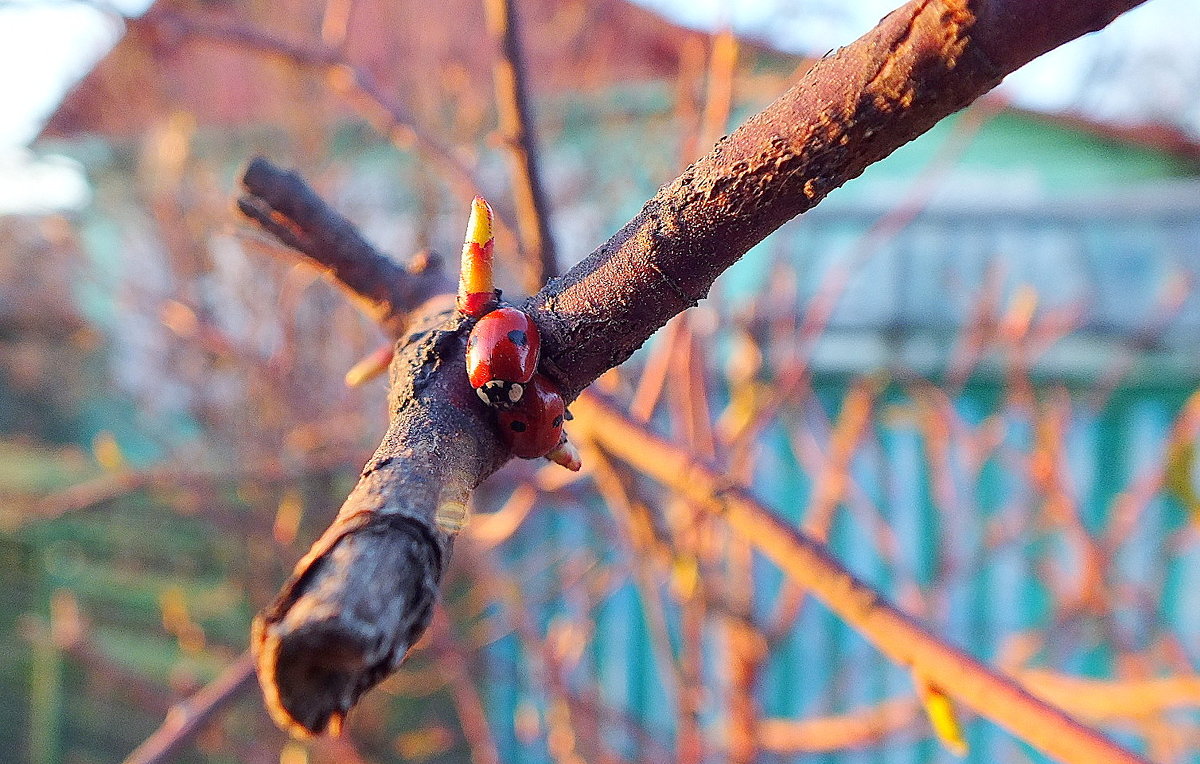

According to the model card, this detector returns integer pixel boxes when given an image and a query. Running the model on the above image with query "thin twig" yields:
[759,697,921,753]
[569,391,1150,764]
[122,652,258,764]
[483,0,559,291]
[429,610,502,764]
[150,9,523,255]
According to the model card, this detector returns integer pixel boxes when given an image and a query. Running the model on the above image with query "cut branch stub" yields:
[252,305,508,735]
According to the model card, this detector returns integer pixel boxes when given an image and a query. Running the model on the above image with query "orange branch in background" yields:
[153,11,523,259]
[121,652,257,764]
[482,0,559,291]
[429,610,502,764]
[759,697,920,754]
[1018,670,1200,723]
[570,392,1151,764]
[697,28,738,151]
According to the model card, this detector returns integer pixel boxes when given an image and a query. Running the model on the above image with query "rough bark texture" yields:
[526,0,1146,400]
[245,0,1149,739]
[251,302,509,735]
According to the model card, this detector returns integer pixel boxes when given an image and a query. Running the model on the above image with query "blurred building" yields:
[735,109,1200,385]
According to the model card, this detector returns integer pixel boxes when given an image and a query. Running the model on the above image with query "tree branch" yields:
[250,302,504,736]
[524,0,1148,400]
[238,0,1151,741]
[153,9,526,259]
[568,393,1149,764]
[239,157,451,336]
[122,652,257,764]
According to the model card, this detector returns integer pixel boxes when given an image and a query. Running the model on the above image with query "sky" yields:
[638,0,1200,122]
[0,0,1196,213]
[0,0,150,213]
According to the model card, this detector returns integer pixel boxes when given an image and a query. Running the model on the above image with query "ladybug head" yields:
[496,373,567,459]
[476,379,525,407]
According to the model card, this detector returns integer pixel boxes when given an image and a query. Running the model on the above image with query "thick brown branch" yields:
[249,303,510,735]
[526,0,1148,399]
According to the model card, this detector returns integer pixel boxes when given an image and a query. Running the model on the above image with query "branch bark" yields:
[239,157,452,337]
[524,0,1147,400]
[251,300,506,736]
[239,0,1151,741]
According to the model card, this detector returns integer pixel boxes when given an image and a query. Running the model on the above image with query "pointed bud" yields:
[546,439,582,472]
[326,711,345,738]
[457,196,498,318]
[915,672,968,757]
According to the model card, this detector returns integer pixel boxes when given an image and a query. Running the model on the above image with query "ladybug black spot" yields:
[507,329,527,347]
[552,414,564,427]
[509,420,528,432]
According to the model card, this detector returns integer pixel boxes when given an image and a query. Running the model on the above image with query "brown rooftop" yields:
[40,0,718,141]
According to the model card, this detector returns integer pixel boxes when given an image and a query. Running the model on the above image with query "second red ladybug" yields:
[466,307,541,407]
[497,373,581,471]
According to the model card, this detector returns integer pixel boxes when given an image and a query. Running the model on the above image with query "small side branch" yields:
[239,158,451,335]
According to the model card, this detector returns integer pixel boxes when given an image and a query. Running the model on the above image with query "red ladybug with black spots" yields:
[455,195,580,471]
[497,373,581,471]
[466,307,541,407]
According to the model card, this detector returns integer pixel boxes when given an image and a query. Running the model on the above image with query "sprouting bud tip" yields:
[326,711,345,737]
[466,196,494,248]
[458,196,497,317]
[547,440,582,472]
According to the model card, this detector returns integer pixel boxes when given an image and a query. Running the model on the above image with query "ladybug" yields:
[497,373,581,470]
[466,307,541,407]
